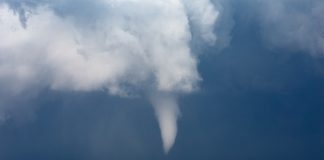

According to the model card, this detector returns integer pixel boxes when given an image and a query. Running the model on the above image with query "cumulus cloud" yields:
[0,0,221,152]
[1,0,323,154]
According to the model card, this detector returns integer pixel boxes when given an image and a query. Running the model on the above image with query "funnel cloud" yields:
[0,0,219,152]
[0,0,324,159]
[150,93,180,153]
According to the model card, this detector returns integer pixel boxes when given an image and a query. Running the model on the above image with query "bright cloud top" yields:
[0,0,219,153]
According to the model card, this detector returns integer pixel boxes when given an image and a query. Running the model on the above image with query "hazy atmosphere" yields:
[0,0,323,159]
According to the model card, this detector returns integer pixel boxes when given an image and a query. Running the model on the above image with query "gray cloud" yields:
[257,0,324,55]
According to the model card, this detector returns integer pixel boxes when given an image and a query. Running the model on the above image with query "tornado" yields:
[0,0,219,152]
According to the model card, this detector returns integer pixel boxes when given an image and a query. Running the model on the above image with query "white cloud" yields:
[0,0,220,152]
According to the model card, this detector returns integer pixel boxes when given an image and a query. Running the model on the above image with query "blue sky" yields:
[0,0,323,159]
